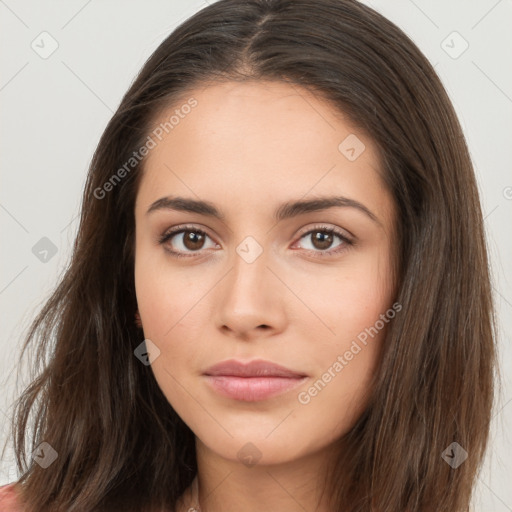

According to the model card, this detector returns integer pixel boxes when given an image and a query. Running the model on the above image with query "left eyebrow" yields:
[274,196,381,226]
[146,196,225,219]
[146,195,381,226]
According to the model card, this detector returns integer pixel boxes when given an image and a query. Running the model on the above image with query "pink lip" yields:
[203,359,308,402]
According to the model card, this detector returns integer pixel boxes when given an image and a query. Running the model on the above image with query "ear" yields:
[134,310,143,328]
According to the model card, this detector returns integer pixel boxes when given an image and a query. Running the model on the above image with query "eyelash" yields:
[157,224,354,259]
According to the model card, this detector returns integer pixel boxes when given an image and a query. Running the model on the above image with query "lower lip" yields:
[204,375,307,402]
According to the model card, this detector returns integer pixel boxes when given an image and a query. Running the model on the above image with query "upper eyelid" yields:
[296,223,352,239]
[162,224,216,241]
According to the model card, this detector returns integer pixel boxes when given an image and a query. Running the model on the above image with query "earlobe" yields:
[134,310,143,328]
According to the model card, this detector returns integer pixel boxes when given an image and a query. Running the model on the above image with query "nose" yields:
[215,244,287,341]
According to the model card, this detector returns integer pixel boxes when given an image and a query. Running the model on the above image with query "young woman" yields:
[0,0,497,510]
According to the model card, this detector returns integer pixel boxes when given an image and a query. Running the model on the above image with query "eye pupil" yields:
[312,231,333,250]
[184,230,205,250]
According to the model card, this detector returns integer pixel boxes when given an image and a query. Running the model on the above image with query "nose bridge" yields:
[215,234,283,334]
[229,235,271,300]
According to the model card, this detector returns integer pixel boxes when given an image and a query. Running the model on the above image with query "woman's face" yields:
[134,80,396,467]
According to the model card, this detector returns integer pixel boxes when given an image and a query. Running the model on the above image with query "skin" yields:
[134,80,397,512]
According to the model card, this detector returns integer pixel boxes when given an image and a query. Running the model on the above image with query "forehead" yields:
[136,80,392,229]
[150,80,368,158]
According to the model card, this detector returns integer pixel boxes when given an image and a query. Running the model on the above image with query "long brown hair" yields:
[5,0,497,510]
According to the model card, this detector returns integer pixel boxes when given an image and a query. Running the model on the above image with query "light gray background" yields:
[1,0,511,510]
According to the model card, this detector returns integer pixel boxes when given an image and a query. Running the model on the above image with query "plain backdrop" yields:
[1,0,511,510]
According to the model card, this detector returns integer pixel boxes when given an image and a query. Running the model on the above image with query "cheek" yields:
[135,269,205,417]
[296,252,393,419]
[297,312,386,441]
[134,246,211,340]
[310,250,394,340]
[134,251,209,395]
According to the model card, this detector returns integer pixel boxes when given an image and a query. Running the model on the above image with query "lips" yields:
[203,359,308,402]
[203,359,307,378]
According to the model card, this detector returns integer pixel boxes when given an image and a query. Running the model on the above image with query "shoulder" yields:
[0,483,24,511]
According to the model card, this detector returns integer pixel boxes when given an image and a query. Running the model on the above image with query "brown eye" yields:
[158,226,218,257]
[294,226,353,257]
[182,230,206,250]
[310,231,334,250]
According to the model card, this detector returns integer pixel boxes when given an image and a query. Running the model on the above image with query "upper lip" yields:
[203,359,307,378]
